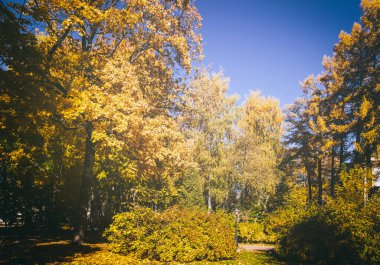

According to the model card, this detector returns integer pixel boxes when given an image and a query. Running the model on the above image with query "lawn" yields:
[0,230,283,265]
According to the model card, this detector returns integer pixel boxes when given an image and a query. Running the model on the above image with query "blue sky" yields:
[196,0,362,106]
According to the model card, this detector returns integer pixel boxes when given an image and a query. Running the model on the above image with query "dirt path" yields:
[238,244,275,252]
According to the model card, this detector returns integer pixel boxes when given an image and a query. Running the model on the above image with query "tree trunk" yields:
[339,102,345,172]
[305,156,313,204]
[363,148,372,204]
[365,146,372,168]
[317,157,323,206]
[339,136,344,177]
[73,121,95,245]
[353,125,363,165]
[364,176,368,204]
[207,177,212,213]
[330,147,335,198]
[207,189,212,213]
[23,172,33,232]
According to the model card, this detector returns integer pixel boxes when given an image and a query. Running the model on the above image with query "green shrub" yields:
[104,206,237,262]
[238,222,276,243]
[278,196,380,265]
[264,185,309,242]
[274,166,380,265]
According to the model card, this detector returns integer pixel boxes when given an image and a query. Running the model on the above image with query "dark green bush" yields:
[275,166,380,265]
[278,197,380,265]
[104,206,237,262]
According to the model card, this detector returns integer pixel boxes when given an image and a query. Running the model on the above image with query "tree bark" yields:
[330,147,335,198]
[364,148,372,204]
[305,156,313,204]
[317,157,323,206]
[339,136,344,171]
[207,177,212,213]
[353,125,363,165]
[23,170,33,232]
[73,121,95,245]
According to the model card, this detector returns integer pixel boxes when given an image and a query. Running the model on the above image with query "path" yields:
[239,244,275,252]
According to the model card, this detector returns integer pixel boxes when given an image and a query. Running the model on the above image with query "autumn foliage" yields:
[0,0,379,264]
[104,207,237,262]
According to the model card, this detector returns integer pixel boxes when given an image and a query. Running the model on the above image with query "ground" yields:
[0,228,284,264]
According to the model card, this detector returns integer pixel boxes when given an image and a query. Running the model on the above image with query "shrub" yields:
[278,196,380,265]
[238,222,276,243]
[104,206,237,262]
[264,185,309,242]
[273,166,380,265]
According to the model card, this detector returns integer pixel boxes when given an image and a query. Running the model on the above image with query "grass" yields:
[0,229,284,264]
[190,251,284,265]
[57,243,283,265]
[58,244,284,265]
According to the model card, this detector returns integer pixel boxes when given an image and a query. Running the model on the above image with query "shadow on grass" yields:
[0,228,103,264]
[1,240,101,264]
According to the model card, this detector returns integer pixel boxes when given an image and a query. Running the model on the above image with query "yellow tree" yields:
[316,0,379,198]
[235,91,283,213]
[4,0,202,243]
[92,46,192,212]
[320,0,379,167]
[182,68,238,211]
[303,76,332,205]
[0,1,62,229]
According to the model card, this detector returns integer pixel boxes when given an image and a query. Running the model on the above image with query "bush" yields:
[104,206,237,262]
[264,185,309,242]
[238,222,276,243]
[278,196,380,265]
[274,166,380,265]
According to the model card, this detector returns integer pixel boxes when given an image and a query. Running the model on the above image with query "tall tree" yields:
[235,91,283,213]
[181,69,238,211]
[284,97,315,204]
[1,0,202,243]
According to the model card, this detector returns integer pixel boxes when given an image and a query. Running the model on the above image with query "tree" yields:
[319,0,380,167]
[283,0,380,207]
[1,0,202,244]
[181,68,238,211]
[284,97,315,204]
[235,91,283,213]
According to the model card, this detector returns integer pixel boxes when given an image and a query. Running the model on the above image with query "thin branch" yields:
[0,1,16,21]
[52,113,80,130]
[37,79,68,96]
[129,41,151,63]
[33,0,55,34]
[47,24,72,62]
[107,30,129,58]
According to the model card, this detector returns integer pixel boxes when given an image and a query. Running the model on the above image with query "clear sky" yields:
[195,0,362,106]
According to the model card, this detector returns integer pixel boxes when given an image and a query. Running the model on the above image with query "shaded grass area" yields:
[191,251,284,265]
[0,228,103,264]
[0,228,284,264]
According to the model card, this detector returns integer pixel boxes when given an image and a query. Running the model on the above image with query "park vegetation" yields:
[0,0,379,264]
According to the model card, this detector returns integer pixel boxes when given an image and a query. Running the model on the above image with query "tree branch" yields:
[129,41,151,63]
[52,113,79,130]
[47,24,72,62]
[107,29,130,58]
